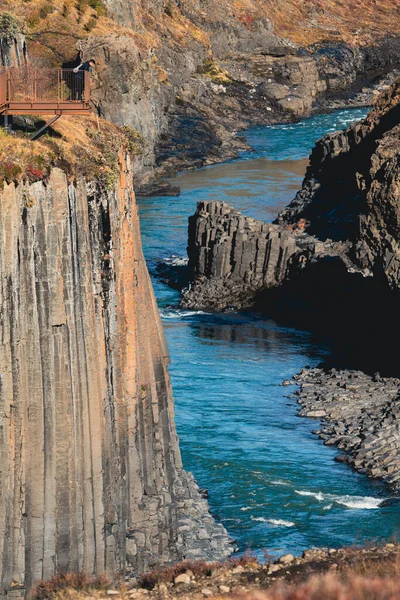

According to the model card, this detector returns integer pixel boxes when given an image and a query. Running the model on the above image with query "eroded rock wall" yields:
[182,201,314,310]
[0,157,231,600]
[78,3,400,188]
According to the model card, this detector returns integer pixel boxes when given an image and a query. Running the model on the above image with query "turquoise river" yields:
[138,108,400,557]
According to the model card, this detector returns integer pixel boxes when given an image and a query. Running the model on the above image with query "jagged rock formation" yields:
[277,79,400,284]
[182,201,314,310]
[182,200,360,311]
[0,156,231,600]
[182,79,400,372]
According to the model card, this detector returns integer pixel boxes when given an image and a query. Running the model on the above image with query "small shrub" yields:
[39,3,56,20]
[196,59,232,85]
[0,162,22,181]
[238,13,255,28]
[164,0,179,19]
[88,0,107,17]
[84,17,97,32]
[0,13,20,44]
[33,572,110,600]
[76,0,90,15]
[62,4,70,18]
[120,126,147,156]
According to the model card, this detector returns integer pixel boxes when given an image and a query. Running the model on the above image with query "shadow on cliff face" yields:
[255,256,400,376]
[282,97,400,242]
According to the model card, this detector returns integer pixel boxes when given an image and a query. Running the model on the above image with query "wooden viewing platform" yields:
[0,67,91,116]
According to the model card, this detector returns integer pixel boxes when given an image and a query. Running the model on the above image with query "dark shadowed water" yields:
[138,108,400,557]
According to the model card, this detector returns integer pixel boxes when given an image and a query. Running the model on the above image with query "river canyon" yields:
[1,0,400,597]
[138,107,400,558]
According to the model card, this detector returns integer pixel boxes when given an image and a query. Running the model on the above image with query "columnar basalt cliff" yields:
[182,201,316,311]
[0,156,231,600]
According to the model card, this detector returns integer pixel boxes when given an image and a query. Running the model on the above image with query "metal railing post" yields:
[7,69,11,102]
[84,70,90,104]
[0,71,5,106]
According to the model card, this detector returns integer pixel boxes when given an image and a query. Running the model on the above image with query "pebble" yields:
[185,569,194,578]
[279,554,295,564]
[268,564,281,574]
[201,589,213,597]
[219,585,231,593]
[231,565,244,574]
[174,574,191,585]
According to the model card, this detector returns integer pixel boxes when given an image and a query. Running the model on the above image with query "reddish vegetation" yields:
[139,554,260,589]
[30,549,400,600]
[34,573,110,600]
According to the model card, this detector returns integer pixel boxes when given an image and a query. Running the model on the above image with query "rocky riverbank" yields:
[293,368,400,491]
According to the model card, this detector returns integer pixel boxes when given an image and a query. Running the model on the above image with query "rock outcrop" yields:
[182,79,400,372]
[294,368,400,490]
[0,155,231,600]
[182,201,315,310]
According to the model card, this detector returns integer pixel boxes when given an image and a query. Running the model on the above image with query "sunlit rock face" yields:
[0,155,231,600]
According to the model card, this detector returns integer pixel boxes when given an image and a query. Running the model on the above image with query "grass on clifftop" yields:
[0,116,146,188]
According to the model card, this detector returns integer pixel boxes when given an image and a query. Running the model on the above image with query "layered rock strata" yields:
[0,156,231,600]
[294,368,400,491]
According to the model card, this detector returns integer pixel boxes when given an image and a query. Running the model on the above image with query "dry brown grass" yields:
[26,550,400,600]
[243,573,400,599]
[2,0,397,70]
[266,0,400,46]
[33,572,110,600]
[139,553,260,589]
[0,115,146,187]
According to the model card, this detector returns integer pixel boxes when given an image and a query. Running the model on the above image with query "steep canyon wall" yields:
[182,79,400,371]
[0,156,231,600]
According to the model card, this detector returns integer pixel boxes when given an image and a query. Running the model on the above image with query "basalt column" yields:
[0,155,231,600]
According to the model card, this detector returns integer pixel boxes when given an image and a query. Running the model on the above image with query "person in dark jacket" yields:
[72,59,96,100]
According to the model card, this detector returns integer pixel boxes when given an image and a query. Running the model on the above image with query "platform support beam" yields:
[30,114,61,141]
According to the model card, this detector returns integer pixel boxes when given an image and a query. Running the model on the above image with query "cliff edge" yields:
[0,146,231,600]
